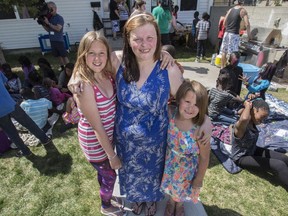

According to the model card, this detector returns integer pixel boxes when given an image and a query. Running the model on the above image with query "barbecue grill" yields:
[239,26,286,67]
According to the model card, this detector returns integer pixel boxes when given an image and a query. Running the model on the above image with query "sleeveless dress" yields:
[78,78,116,163]
[161,111,200,203]
[114,61,170,202]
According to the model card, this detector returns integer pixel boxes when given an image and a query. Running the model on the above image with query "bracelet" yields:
[108,153,117,160]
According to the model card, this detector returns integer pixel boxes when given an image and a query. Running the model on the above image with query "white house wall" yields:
[177,1,210,25]
[0,0,97,50]
[0,0,212,50]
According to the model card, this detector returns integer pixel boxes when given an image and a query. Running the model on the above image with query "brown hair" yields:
[134,0,146,9]
[176,80,208,126]
[122,13,161,82]
[72,31,112,84]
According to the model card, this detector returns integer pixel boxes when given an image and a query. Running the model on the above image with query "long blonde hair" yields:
[72,31,112,84]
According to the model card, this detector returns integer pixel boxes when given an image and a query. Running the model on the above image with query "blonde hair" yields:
[176,80,208,126]
[73,31,112,84]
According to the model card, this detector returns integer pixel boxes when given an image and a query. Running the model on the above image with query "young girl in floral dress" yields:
[161,80,211,215]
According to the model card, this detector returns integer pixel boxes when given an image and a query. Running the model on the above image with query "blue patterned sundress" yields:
[114,60,170,202]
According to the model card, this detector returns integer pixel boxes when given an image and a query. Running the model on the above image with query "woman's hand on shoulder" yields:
[197,116,212,145]
[160,50,175,69]
[68,73,84,95]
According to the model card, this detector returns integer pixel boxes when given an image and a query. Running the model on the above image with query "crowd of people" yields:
[0,55,78,153]
[1,1,288,216]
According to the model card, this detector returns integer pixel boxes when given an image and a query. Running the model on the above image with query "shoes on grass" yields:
[16,150,32,157]
[10,143,18,149]
[42,135,52,146]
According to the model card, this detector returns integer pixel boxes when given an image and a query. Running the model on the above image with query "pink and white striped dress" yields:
[77,78,116,163]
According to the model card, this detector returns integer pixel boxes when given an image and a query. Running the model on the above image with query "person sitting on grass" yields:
[240,62,276,101]
[2,63,22,103]
[18,55,35,88]
[37,57,58,84]
[0,71,52,157]
[208,72,243,125]
[216,98,288,191]
[58,62,74,94]
[43,77,71,107]
[29,71,51,100]
[217,51,243,96]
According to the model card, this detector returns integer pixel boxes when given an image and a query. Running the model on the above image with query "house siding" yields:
[177,1,211,25]
[0,0,213,50]
[0,0,96,50]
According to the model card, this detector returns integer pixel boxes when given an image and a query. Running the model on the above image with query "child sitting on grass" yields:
[43,77,71,107]
[208,72,243,125]
[222,99,288,191]
[20,87,52,131]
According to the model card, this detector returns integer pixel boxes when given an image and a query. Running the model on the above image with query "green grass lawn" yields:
[1,49,288,216]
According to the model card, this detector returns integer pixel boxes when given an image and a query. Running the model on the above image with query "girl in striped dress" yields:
[72,31,123,216]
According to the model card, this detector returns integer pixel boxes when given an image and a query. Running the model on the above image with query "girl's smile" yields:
[178,91,199,120]
[86,41,108,73]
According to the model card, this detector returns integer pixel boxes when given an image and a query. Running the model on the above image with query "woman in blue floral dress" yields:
[113,14,183,215]
[112,14,212,216]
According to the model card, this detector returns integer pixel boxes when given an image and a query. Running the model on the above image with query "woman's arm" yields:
[192,141,211,188]
[234,100,252,139]
[168,64,184,97]
[74,83,121,170]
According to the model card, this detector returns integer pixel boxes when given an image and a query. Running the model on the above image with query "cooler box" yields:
[238,63,260,84]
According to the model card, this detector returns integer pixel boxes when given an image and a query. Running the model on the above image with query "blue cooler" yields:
[238,63,260,84]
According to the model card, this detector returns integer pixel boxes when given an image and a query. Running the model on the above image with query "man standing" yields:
[220,0,251,69]
[152,1,172,45]
[42,1,69,71]
[109,0,120,40]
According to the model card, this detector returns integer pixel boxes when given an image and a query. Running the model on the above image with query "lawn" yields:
[1,48,287,216]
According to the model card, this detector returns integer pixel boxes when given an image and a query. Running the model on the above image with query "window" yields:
[0,4,34,20]
[180,0,198,11]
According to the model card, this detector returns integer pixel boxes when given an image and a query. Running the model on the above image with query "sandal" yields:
[145,202,157,216]
[132,202,145,215]
[175,202,185,216]
[111,196,125,210]
[164,199,176,216]
[100,205,124,216]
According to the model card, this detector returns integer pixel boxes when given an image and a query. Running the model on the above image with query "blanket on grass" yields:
[211,94,288,174]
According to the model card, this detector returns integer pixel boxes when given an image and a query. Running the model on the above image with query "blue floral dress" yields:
[161,111,200,203]
[114,61,170,202]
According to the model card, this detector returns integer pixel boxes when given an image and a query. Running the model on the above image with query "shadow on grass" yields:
[203,204,242,216]
[247,169,287,190]
[27,141,72,176]
[208,152,221,169]
[182,66,209,74]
